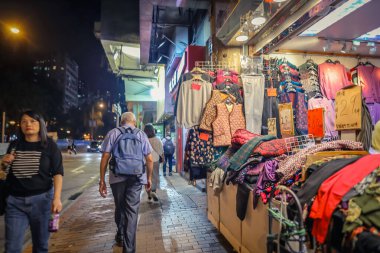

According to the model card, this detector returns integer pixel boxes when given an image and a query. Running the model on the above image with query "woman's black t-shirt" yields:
[6,138,64,197]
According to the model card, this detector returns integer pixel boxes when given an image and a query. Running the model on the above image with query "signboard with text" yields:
[308,108,324,138]
[279,103,294,137]
[335,85,362,130]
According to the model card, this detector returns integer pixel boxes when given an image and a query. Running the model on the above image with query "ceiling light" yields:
[323,40,331,52]
[236,32,249,42]
[154,67,159,74]
[367,41,375,47]
[353,40,361,46]
[274,0,288,2]
[251,15,266,26]
[369,46,377,55]
[340,42,347,53]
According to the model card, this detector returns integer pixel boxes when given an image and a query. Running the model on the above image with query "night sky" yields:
[0,0,115,93]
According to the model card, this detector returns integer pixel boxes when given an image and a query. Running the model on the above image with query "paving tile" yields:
[23,173,234,253]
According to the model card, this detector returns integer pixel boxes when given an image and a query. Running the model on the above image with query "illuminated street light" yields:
[10,27,20,34]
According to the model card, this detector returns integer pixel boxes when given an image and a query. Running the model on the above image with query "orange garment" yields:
[199,90,235,132]
[309,154,380,243]
[212,103,246,147]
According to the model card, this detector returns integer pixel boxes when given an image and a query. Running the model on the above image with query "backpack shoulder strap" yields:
[111,127,126,153]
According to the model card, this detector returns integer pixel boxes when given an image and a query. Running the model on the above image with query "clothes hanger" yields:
[191,67,205,74]
[190,74,203,82]
[325,58,334,63]
[365,61,375,67]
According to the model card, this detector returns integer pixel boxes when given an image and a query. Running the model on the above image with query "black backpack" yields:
[163,139,175,155]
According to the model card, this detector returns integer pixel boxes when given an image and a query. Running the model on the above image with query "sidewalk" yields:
[23,173,233,253]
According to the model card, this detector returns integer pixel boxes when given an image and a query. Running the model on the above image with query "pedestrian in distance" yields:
[143,123,164,202]
[0,110,64,253]
[162,133,175,176]
[68,140,77,155]
[99,112,153,252]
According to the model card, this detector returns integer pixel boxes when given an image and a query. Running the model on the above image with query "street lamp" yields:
[9,27,20,34]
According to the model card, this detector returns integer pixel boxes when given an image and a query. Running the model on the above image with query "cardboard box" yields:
[207,172,220,230]
[219,183,241,252]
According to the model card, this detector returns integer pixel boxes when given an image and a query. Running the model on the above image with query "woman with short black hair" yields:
[143,124,164,201]
[0,110,64,253]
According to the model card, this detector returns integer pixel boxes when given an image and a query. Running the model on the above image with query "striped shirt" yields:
[6,139,64,197]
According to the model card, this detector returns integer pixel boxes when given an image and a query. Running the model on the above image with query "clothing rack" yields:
[195,61,236,72]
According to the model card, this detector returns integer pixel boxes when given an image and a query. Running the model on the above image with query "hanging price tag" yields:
[268,118,277,136]
[191,83,201,90]
[267,88,277,97]
[199,132,210,141]
[278,103,294,137]
[308,108,325,138]
[335,86,362,130]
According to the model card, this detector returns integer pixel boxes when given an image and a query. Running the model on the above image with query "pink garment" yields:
[357,65,378,103]
[318,62,350,99]
[310,154,380,243]
[372,67,380,102]
[215,69,240,85]
[308,97,338,137]
[367,103,380,125]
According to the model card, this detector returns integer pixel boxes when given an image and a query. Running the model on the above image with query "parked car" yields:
[87,141,102,152]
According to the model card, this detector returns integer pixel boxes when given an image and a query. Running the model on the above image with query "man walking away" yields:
[162,134,175,176]
[99,112,153,253]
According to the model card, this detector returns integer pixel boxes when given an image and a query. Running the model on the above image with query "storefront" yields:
[171,0,380,252]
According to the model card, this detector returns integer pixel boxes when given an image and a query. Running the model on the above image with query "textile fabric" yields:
[296,157,360,206]
[318,62,350,99]
[176,79,212,128]
[163,154,173,174]
[101,124,152,185]
[213,103,246,147]
[277,140,363,184]
[110,177,143,253]
[229,135,276,171]
[308,97,338,137]
[373,121,380,151]
[5,189,53,253]
[199,90,235,132]
[309,155,380,243]
[242,75,265,134]
[151,161,160,192]
[231,129,261,147]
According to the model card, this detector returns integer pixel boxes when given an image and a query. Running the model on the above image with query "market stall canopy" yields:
[98,39,160,102]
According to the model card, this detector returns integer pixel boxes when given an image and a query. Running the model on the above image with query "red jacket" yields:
[309,154,380,243]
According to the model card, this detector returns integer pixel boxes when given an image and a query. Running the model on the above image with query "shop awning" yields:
[100,39,162,102]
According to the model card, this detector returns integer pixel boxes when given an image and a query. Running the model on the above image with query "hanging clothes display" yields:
[308,96,338,137]
[318,60,350,99]
[176,77,212,128]
[184,126,217,180]
[215,82,244,104]
[241,75,265,135]
[213,103,246,147]
[261,58,281,138]
[279,91,308,135]
[299,59,321,99]
[199,90,236,132]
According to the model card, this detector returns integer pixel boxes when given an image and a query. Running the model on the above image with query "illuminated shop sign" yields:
[169,53,186,93]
